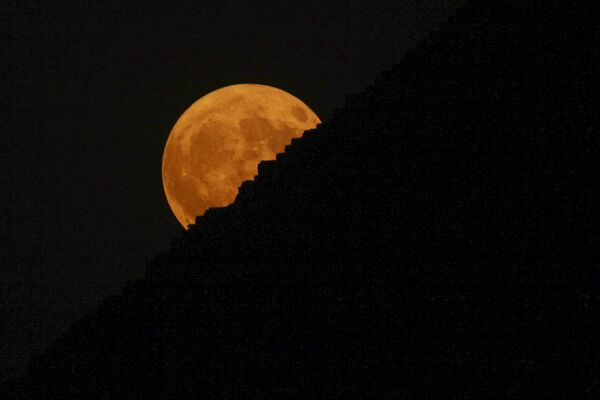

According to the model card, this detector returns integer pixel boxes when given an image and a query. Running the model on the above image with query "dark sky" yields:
[1,0,464,380]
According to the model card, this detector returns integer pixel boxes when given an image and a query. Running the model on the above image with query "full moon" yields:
[162,84,321,229]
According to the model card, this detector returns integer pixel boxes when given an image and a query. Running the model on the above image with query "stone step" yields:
[257,159,277,176]
[238,179,254,193]
[302,128,320,139]
[203,206,230,220]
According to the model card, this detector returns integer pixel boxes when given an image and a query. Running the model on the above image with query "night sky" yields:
[1,1,465,380]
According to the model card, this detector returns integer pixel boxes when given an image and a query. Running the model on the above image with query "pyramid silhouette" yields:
[3,1,598,398]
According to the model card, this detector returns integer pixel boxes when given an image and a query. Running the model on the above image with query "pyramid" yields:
[3,1,598,398]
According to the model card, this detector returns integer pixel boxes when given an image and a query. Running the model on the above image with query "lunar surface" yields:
[162,84,321,229]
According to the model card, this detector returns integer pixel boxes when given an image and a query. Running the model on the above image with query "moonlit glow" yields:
[162,84,320,228]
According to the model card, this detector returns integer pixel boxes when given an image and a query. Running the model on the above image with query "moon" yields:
[162,84,321,229]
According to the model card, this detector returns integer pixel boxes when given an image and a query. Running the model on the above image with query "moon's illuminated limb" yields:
[162,84,321,229]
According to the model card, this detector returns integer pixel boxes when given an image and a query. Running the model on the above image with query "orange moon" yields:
[162,84,321,229]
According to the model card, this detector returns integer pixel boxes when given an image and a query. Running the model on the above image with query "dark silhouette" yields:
[3,1,598,398]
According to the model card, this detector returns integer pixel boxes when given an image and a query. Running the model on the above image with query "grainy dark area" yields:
[0,0,463,381]
[2,0,599,398]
